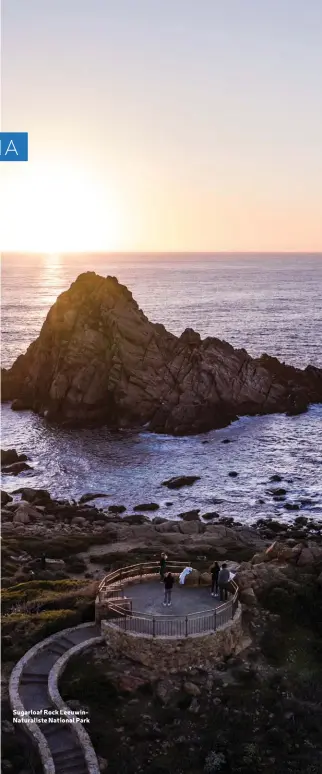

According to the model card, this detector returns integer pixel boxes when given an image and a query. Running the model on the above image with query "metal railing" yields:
[98,561,239,638]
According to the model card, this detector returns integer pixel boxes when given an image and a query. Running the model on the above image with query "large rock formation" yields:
[2,272,321,434]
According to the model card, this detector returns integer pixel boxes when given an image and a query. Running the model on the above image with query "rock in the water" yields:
[2,461,32,475]
[270,474,283,482]
[162,475,200,489]
[202,511,220,520]
[284,503,300,511]
[108,504,126,514]
[133,503,159,511]
[1,448,28,466]
[228,471,238,478]
[2,272,321,435]
[79,492,110,504]
[13,487,51,503]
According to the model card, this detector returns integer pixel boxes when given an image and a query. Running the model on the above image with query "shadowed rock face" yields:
[2,272,322,434]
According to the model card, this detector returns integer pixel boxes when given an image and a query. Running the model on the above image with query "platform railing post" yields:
[185,616,188,637]
[153,617,155,637]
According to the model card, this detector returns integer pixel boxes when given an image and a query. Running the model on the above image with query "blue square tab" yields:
[0,133,28,161]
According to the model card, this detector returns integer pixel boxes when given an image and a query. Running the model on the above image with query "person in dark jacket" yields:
[210,561,220,596]
[160,552,167,582]
[163,572,174,606]
[218,563,230,601]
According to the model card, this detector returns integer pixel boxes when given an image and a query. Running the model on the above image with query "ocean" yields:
[1,252,322,524]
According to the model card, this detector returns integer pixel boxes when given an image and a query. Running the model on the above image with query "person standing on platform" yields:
[160,552,167,582]
[163,571,174,606]
[218,563,230,601]
[210,561,220,596]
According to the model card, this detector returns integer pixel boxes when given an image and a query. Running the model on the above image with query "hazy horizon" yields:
[2,0,322,253]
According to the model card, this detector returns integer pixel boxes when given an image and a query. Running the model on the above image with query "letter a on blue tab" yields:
[0,133,28,161]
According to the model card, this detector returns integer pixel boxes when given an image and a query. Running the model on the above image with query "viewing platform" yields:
[96,562,242,668]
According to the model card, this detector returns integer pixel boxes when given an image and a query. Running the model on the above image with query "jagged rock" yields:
[1,490,12,506]
[202,511,220,520]
[1,448,28,466]
[240,587,258,606]
[79,492,110,504]
[133,503,159,511]
[2,461,32,475]
[162,476,200,488]
[13,487,52,503]
[122,513,148,525]
[178,510,200,521]
[2,273,321,434]
[12,501,44,524]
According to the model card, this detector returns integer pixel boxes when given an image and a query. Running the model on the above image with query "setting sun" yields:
[1,160,124,252]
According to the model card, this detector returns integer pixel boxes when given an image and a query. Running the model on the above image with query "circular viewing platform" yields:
[96,561,239,638]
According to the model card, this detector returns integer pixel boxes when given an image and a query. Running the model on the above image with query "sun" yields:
[1,160,124,252]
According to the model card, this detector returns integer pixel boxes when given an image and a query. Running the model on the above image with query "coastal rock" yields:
[79,492,110,504]
[1,490,13,506]
[2,461,32,475]
[178,510,200,521]
[162,476,201,488]
[1,448,28,466]
[133,503,159,511]
[2,272,321,434]
[13,487,52,504]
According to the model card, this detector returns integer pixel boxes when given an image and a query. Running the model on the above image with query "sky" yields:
[1,0,322,252]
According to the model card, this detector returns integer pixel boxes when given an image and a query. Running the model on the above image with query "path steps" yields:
[11,623,103,773]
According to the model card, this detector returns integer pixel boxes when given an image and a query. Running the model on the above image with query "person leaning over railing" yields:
[218,563,230,601]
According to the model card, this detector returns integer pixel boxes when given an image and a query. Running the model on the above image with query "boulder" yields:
[1,490,12,506]
[162,476,201,489]
[183,569,200,586]
[133,503,159,511]
[240,587,258,606]
[122,514,148,526]
[108,505,126,514]
[183,681,201,697]
[2,461,32,475]
[71,516,87,527]
[12,501,42,524]
[1,448,22,466]
[296,547,315,566]
[177,510,200,521]
[202,511,220,520]
[79,492,110,504]
[199,571,212,585]
[228,471,238,477]
[269,474,283,482]
[13,487,52,503]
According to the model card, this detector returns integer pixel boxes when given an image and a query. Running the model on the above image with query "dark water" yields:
[1,252,322,523]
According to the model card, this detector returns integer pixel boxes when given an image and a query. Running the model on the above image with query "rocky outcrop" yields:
[2,272,322,435]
